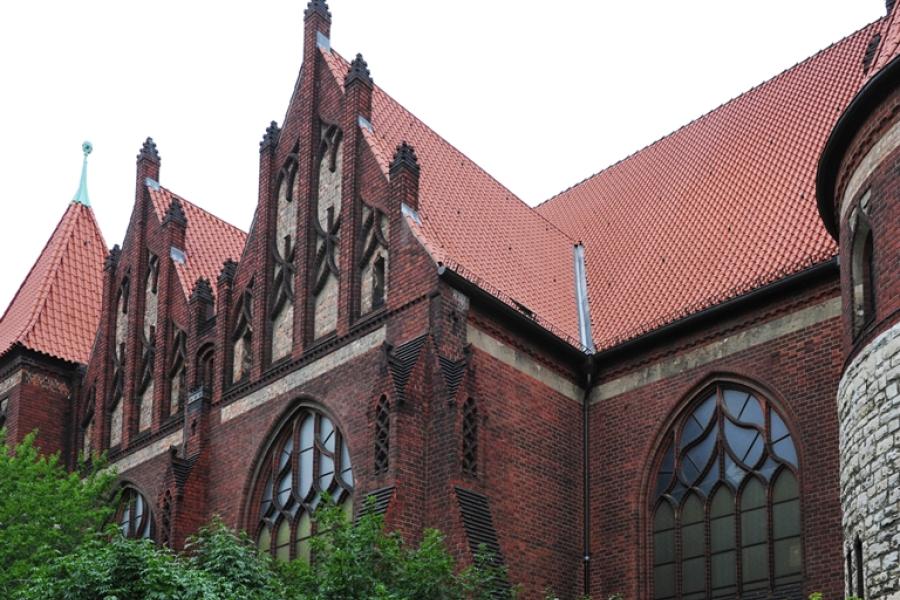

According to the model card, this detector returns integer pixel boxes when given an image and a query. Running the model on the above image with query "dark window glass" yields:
[651,383,802,598]
[374,395,390,475]
[372,255,385,309]
[462,398,478,476]
[653,502,677,600]
[117,487,153,540]
[255,407,353,562]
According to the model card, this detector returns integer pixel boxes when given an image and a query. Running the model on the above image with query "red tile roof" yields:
[321,49,584,346]
[869,6,900,76]
[535,20,881,350]
[0,202,107,364]
[147,185,248,304]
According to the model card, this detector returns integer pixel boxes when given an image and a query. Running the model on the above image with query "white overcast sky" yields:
[0,0,886,314]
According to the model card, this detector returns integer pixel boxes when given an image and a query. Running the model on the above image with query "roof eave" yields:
[817,53,900,241]
[437,265,588,367]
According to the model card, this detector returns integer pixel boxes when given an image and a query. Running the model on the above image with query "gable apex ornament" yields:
[305,0,331,20]
[260,121,281,152]
[345,53,373,87]
[72,141,93,206]
[390,142,420,178]
[137,137,160,163]
[163,197,188,228]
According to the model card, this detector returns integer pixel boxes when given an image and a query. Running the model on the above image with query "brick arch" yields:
[639,373,805,599]
[239,397,355,534]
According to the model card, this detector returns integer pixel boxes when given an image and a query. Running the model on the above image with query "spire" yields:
[72,141,93,206]
[345,53,373,88]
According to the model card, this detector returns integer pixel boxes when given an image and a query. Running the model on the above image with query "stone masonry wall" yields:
[839,321,900,599]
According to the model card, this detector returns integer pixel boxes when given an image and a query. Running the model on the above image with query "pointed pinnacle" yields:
[390,142,420,178]
[260,121,281,152]
[345,53,373,87]
[73,141,93,206]
[137,137,160,163]
[305,0,331,20]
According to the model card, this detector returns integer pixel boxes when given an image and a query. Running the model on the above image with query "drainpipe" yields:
[582,361,596,596]
[573,243,597,596]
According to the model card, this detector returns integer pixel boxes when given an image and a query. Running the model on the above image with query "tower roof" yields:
[0,200,107,364]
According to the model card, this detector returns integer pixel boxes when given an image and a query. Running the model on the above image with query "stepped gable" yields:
[320,49,582,347]
[147,184,248,305]
[0,202,106,364]
[536,20,880,350]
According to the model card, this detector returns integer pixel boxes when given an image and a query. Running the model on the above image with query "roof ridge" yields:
[0,203,81,345]
[323,47,577,245]
[536,17,885,210]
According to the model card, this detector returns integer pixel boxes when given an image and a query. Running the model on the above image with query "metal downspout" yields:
[574,243,596,595]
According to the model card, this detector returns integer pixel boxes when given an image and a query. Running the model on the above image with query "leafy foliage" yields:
[0,430,116,595]
[11,480,511,600]
[284,499,512,600]
[16,524,290,600]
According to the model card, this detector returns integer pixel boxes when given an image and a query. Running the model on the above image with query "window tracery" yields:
[359,204,388,315]
[137,255,159,432]
[254,406,354,562]
[109,279,129,448]
[651,383,801,599]
[271,149,298,362]
[233,288,253,382]
[312,124,343,338]
[169,327,187,415]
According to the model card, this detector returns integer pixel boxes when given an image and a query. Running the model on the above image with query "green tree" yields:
[0,430,116,595]
[284,499,511,600]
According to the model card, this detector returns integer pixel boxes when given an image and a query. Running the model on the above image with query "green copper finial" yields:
[73,141,93,206]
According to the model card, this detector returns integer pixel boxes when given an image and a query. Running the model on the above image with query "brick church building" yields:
[1,2,899,598]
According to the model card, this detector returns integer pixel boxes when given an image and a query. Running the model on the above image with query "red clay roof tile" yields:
[536,20,880,350]
[321,49,584,346]
[147,185,247,306]
[0,202,106,364]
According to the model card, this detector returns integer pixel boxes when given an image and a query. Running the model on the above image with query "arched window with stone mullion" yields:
[650,382,802,599]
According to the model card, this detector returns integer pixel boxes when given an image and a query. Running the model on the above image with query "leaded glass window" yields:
[117,487,154,540]
[255,407,353,561]
[374,395,390,475]
[651,383,802,599]
[462,397,478,477]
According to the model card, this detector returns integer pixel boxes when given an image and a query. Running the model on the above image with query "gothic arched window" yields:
[651,382,802,599]
[116,486,154,540]
[254,406,354,562]
[850,193,876,337]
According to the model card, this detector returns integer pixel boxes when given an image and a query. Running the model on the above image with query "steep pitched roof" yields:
[536,20,881,350]
[320,50,583,346]
[147,185,248,301]
[0,201,106,364]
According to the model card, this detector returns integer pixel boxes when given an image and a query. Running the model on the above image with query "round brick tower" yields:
[817,11,900,598]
